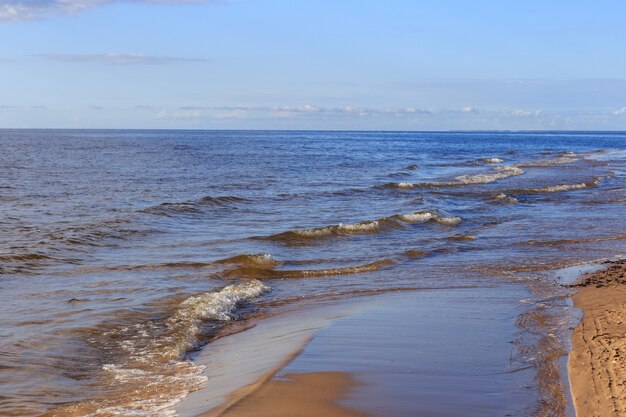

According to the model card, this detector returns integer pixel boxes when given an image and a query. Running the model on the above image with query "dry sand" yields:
[569,259,626,417]
[202,372,367,417]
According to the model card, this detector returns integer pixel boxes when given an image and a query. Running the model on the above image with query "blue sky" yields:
[1,0,626,130]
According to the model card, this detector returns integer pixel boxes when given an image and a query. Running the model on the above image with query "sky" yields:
[1,0,626,130]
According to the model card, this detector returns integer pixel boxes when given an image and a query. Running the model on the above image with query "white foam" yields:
[494,193,519,204]
[178,280,270,322]
[481,157,503,164]
[519,156,579,167]
[454,166,524,185]
[250,253,274,265]
[339,221,380,233]
[293,221,380,237]
[396,212,436,223]
[434,216,462,226]
[526,182,593,193]
[89,282,270,417]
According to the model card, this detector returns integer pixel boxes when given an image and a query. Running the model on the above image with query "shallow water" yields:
[1,130,625,416]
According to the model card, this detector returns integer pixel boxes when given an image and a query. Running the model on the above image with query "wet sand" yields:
[569,259,626,417]
[208,372,366,417]
[183,285,545,417]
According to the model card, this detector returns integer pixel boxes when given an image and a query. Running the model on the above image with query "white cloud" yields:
[36,53,206,65]
[0,0,219,21]
[510,109,541,117]
[153,104,434,123]
[156,109,203,121]
[461,106,479,113]
[614,107,626,116]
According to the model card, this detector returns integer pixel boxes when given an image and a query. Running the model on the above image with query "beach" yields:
[186,259,626,417]
[3,0,626,415]
[570,260,626,417]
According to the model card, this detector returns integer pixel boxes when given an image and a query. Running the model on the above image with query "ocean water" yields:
[1,130,625,416]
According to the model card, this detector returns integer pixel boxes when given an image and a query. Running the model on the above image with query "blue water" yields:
[1,130,625,416]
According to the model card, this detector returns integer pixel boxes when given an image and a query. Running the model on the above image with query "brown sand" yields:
[569,260,626,417]
[202,371,367,417]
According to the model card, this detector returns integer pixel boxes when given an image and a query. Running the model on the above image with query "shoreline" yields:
[176,258,626,417]
[569,259,626,417]
[175,297,381,417]
[180,285,543,417]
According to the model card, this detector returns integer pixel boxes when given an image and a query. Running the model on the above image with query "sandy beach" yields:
[206,372,366,417]
[570,259,626,417]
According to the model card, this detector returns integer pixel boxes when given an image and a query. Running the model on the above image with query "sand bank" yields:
[181,286,540,417]
[207,372,366,417]
[569,260,626,417]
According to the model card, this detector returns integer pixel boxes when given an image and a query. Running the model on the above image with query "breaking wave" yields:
[479,157,504,164]
[509,177,602,194]
[454,166,524,185]
[386,165,524,189]
[266,211,461,242]
[493,193,519,204]
[393,211,436,223]
[517,154,579,167]
[51,281,270,417]
[223,249,431,280]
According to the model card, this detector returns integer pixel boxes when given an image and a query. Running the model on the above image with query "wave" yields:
[388,172,412,178]
[454,166,524,185]
[0,252,53,262]
[74,253,277,273]
[140,195,249,217]
[224,259,396,279]
[55,281,270,417]
[393,211,436,223]
[215,253,278,268]
[517,155,579,167]
[106,280,270,361]
[521,235,626,247]
[433,216,462,226]
[509,177,602,194]
[175,280,270,325]
[268,219,394,240]
[446,233,477,241]
[386,165,524,189]
[479,157,504,164]
[223,248,432,279]
[265,211,460,242]
[493,193,519,204]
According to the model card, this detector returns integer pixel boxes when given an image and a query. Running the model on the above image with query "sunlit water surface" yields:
[1,130,625,416]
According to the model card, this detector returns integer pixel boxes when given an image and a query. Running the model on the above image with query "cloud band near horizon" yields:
[0,0,215,21]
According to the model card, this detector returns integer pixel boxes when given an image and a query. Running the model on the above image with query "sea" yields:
[1,130,625,416]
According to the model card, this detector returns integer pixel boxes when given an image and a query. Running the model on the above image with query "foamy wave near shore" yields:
[54,281,270,417]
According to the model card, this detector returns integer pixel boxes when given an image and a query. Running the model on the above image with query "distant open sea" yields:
[1,130,626,416]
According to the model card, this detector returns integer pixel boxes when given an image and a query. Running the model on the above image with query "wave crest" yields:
[266,211,460,242]
[225,259,396,279]
[386,165,524,188]
[510,177,602,194]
